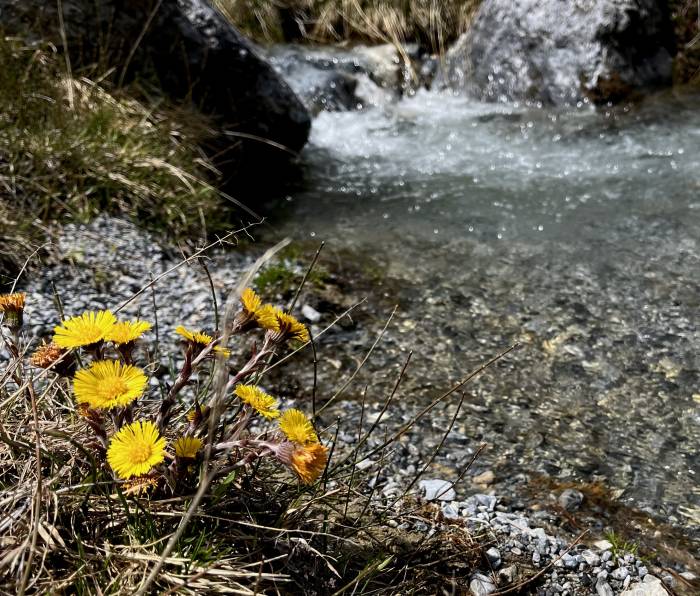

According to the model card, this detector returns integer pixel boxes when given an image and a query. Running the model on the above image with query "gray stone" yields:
[475,494,498,511]
[582,550,601,567]
[419,479,455,501]
[557,489,585,512]
[485,547,501,568]
[497,565,518,585]
[438,0,674,105]
[611,567,630,581]
[441,502,460,519]
[596,580,614,596]
[638,566,648,578]
[301,304,322,323]
[470,573,496,596]
[601,551,613,562]
[620,575,669,596]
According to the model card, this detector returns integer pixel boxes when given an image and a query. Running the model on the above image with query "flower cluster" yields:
[2,287,326,494]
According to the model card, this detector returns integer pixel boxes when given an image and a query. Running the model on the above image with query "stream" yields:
[265,52,700,527]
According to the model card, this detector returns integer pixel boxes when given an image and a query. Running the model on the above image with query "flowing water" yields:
[266,70,700,525]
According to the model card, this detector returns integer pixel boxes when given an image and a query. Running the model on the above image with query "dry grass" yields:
[670,0,700,85]
[0,36,226,282]
[215,0,481,53]
[0,243,517,594]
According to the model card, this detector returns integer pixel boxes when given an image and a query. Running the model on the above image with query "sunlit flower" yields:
[73,360,148,409]
[106,319,151,345]
[234,384,280,419]
[258,306,310,343]
[186,403,207,425]
[0,292,26,330]
[175,325,212,346]
[174,436,203,459]
[279,408,318,444]
[107,420,166,479]
[213,345,231,358]
[241,288,262,315]
[53,310,116,349]
[290,443,328,484]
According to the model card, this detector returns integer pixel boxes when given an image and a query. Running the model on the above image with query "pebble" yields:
[497,565,518,585]
[594,540,613,551]
[470,573,496,596]
[473,470,495,485]
[418,479,455,501]
[485,547,501,568]
[301,304,321,322]
[596,580,614,596]
[611,567,629,581]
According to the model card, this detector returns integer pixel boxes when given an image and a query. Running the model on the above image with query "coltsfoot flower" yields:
[279,408,318,444]
[0,292,26,331]
[73,360,148,409]
[234,384,280,419]
[290,443,328,484]
[53,310,116,348]
[241,288,262,315]
[107,420,166,479]
[106,319,151,345]
[257,306,309,343]
[175,325,213,346]
[174,436,203,459]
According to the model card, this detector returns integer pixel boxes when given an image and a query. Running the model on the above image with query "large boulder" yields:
[438,0,675,105]
[0,0,311,184]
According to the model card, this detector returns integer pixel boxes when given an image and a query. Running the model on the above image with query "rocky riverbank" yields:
[10,216,699,594]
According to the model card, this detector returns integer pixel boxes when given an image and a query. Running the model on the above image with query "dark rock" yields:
[438,0,674,105]
[0,0,310,185]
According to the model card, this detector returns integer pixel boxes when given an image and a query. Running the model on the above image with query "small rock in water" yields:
[301,304,321,322]
[470,573,496,596]
[419,479,455,501]
[557,489,584,512]
[473,470,495,485]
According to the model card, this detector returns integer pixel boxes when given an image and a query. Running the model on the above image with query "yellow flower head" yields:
[213,345,231,358]
[175,436,203,459]
[106,320,152,345]
[53,310,116,349]
[107,420,166,479]
[73,360,148,409]
[0,292,26,330]
[279,408,318,444]
[234,384,280,419]
[175,325,212,346]
[290,443,328,484]
[123,476,158,496]
[257,306,310,343]
[241,288,262,314]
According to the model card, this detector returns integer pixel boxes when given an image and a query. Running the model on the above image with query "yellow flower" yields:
[258,306,310,343]
[290,443,328,484]
[234,384,280,419]
[123,476,158,496]
[53,310,116,349]
[73,360,148,409]
[241,287,262,314]
[0,292,26,330]
[174,436,203,459]
[107,420,166,479]
[106,320,152,345]
[279,408,318,444]
[175,325,212,346]
[213,345,231,358]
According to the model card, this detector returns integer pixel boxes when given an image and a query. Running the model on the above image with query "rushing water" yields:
[267,81,700,525]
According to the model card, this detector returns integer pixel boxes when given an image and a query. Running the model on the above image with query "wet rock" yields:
[354,44,402,90]
[0,0,310,185]
[438,0,674,105]
[558,488,584,512]
[419,479,455,501]
[470,573,496,596]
